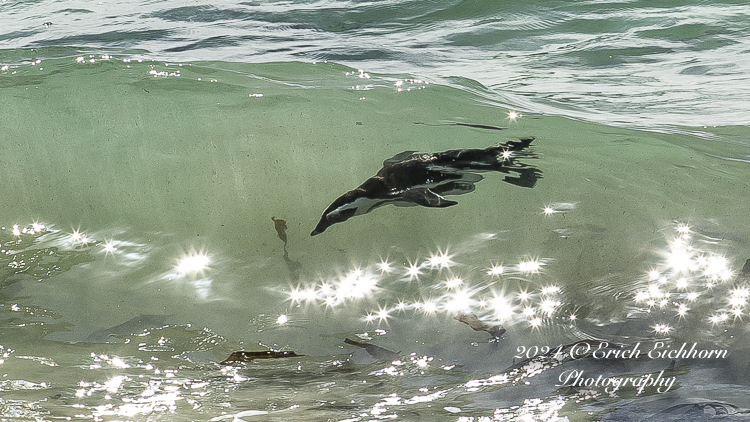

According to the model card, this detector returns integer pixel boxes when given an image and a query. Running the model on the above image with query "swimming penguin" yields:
[311,138,541,236]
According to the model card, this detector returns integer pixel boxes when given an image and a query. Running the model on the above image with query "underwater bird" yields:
[311,138,541,236]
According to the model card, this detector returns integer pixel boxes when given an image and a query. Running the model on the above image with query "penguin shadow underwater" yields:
[271,217,302,281]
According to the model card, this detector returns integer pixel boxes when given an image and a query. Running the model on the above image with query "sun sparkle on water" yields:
[427,248,454,270]
[405,261,422,280]
[175,251,210,276]
[273,222,745,336]
[518,259,542,274]
[486,264,504,276]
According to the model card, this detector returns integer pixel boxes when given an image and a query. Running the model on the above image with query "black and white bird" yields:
[311,137,541,236]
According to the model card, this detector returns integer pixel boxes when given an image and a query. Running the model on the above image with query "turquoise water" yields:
[2,2,750,421]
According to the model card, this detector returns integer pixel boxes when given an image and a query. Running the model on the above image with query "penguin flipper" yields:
[404,188,458,208]
[382,151,419,167]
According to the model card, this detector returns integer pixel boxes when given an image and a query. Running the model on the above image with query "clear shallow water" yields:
[2,55,750,421]
[1,2,750,420]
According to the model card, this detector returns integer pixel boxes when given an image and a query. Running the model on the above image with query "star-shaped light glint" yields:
[404,261,423,280]
[728,287,749,309]
[288,287,304,304]
[419,300,437,315]
[323,296,338,309]
[709,313,729,325]
[364,306,392,325]
[445,290,473,313]
[731,308,744,320]
[102,239,117,256]
[518,259,542,274]
[175,251,211,277]
[541,285,560,295]
[491,294,514,321]
[653,323,671,335]
[70,229,92,246]
[445,277,463,289]
[486,264,504,276]
[676,223,691,237]
[378,259,393,273]
[675,277,688,289]
[375,306,391,324]
[501,149,513,161]
[540,299,561,317]
[427,248,454,270]
[517,290,531,302]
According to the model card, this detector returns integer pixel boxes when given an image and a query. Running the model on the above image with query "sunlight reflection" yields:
[175,251,210,276]
[102,239,117,255]
[427,248,454,270]
[394,78,428,93]
[629,223,743,326]
[486,263,504,276]
[492,295,514,321]
[403,259,423,280]
[70,229,92,246]
[378,259,393,273]
[445,290,473,313]
[277,243,563,330]
[541,202,577,216]
[518,258,543,274]
[275,222,742,338]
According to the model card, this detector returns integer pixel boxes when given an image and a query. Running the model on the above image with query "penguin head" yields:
[310,197,360,236]
[311,179,387,236]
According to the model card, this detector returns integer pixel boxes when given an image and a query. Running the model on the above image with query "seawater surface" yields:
[1,52,750,421]
[2,0,750,129]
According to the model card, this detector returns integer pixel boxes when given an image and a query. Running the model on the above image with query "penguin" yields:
[311,138,541,236]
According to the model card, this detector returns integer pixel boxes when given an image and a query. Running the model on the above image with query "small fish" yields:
[271,216,302,280]
[454,312,506,339]
[220,350,304,365]
[344,338,400,361]
[271,217,288,244]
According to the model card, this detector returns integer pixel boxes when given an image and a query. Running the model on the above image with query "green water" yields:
[2,55,750,420]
